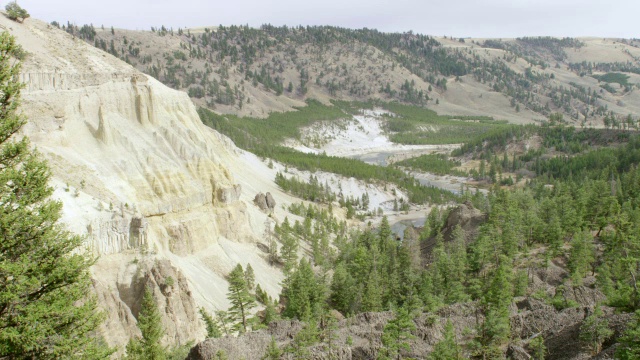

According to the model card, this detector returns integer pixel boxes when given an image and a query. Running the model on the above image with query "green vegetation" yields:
[617,310,640,359]
[226,264,256,333]
[0,32,111,359]
[395,153,466,176]
[199,308,222,339]
[381,102,510,145]
[593,72,631,86]
[378,305,416,359]
[580,304,613,355]
[200,101,459,204]
[275,172,336,203]
[5,1,29,23]
[199,100,350,149]
[125,289,166,359]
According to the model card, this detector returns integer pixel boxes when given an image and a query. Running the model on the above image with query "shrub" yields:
[5,2,29,23]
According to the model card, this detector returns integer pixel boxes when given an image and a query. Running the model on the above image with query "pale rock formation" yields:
[2,16,287,353]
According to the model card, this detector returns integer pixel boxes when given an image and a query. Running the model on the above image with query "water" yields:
[391,217,427,240]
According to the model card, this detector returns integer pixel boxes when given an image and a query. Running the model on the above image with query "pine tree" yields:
[0,32,111,359]
[261,337,283,360]
[330,262,356,315]
[5,2,29,23]
[279,231,299,275]
[616,310,640,359]
[244,263,256,292]
[283,259,325,320]
[529,335,546,360]
[378,305,416,360]
[199,307,222,338]
[568,230,595,285]
[579,304,613,355]
[227,264,256,333]
[475,256,513,358]
[127,288,166,360]
[428,320,463,360]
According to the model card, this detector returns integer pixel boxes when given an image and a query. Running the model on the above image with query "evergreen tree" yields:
[330,262,356,315]
[5,2,29,23]
[285,319,319,359]
[283,259,326,320]
[126,288,166,360]
[475,256,513,358]
[226,264,256,333]
[261,337,283,360]
[428,320,463,360]
[244,263,256,292]
[579,304,613,355]
[529,335,546,360]
[199,308,222,339]
[279,230,299,275]
[378,305,416,360]
[568,230,595,285]
[616,310,640,359]
[0,32,111,359]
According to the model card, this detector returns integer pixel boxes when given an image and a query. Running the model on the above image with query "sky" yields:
[19,0,640,38]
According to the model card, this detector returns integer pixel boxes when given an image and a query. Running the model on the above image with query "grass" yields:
[394,154,467,176]
[379,102,511,145]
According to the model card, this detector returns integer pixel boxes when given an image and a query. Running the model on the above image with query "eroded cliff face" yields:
[2,17,285,352]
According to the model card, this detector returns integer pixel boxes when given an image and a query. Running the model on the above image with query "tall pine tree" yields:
[226,264,256,333]
[126,288,166,360]
[0,32,111,359]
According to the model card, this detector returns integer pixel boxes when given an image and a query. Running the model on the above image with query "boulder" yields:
[253,192,269,211]
[265,192,276,210]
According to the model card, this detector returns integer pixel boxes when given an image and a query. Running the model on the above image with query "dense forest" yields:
[194,92,640,358]
[191,124,640,359]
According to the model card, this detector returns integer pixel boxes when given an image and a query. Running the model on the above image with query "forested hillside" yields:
[180,121,640,359]
[58,22,640,125]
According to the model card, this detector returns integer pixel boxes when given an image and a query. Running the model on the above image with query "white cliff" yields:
[1,17,287,351]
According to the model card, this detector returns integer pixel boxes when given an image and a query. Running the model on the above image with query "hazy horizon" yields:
[18,0,640,38]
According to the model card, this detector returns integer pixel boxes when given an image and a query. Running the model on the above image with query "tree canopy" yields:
[0,31,109,359]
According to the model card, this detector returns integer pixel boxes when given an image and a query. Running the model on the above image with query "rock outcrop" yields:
[254,191,277,211]
[188,292,629,360]
[4,16,285,353]
[421,200,487,257]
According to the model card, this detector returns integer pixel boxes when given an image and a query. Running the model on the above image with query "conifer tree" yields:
[283,259,326,320]
[0,32,111,359]
[244,263,256,292]
[616,310,640,359]
[428,320,463,360]
[199,308,222,339]
[226,264,256,333]
[5,2,29,23]
[378,305,416,360]
[529,335,546,360]
[261,337,283,360]
[126,288,166,360]
[579,304,613,355]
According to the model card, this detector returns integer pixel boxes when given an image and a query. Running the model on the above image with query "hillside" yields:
[2,15,300,353]
[60,22,640,126]
[4,13,640,360]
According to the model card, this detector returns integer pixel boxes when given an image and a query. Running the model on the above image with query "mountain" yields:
[63,22,640,125]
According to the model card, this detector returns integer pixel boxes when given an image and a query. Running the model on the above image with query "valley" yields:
[1,6,640,360]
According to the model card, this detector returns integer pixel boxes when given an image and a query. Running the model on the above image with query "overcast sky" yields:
[19,0,640,38]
